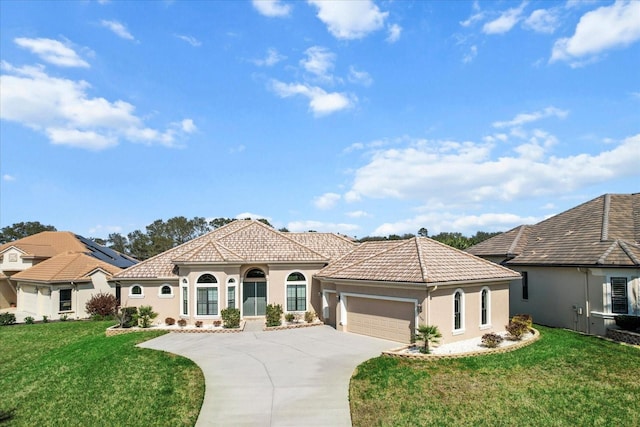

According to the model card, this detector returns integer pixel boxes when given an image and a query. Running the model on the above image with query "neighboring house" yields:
[114,220,520,343]
[0,232,137,319]
[467,193,640,337]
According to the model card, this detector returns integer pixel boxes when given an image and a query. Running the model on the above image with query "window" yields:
[480,287,490,327]
[197,288,218,315]
[130,285,143,297]
[286,272,306,311]
[181,286,189,316]
[611,277,628,314]
[453,289,464,332]
[159,285,173,297]
[227,286,236,309]
[60,289,72,312]
[521,272,529,300]
[196,274,218,316]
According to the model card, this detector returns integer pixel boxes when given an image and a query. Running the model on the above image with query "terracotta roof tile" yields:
[11,252,122,282]
[0,231,87,258]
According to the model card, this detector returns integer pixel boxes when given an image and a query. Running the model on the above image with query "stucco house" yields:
[113,220,520,343]
[467,193,640,336]
[0,232,137,319]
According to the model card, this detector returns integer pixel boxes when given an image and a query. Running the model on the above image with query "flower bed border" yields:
[382,328,540,360]
[606,328,640,346]
[105,321,245,337]
[264,321,324,331]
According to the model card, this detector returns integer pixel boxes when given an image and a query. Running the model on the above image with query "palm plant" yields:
[417,324,442,354]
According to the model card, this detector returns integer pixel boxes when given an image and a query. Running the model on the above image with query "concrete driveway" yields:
[138,321,398,426]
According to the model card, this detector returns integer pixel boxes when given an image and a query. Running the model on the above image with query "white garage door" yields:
[347,297,415,343]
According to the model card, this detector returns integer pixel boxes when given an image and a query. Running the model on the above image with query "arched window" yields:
[453,289,464,332]
[196,274,218,316]
[227,278,236,309]
[130,285,143,297]
[286,272,307,312]
[480,287,490,327]
[159,284,173,298]
[246,269,265,279]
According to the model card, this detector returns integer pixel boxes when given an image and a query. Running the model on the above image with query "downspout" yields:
[71,281,77,319]
[427,285,438,326]
[578,268,590,334]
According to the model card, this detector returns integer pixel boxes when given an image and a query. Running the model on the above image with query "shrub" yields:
[60,314,69,322]
[116,307,138,328]
[85,292,119,317]
[416,324,442,354]
[24,316,35,325]
[221,308,240,329]
[42,316,48,323]
[195,321,203,328]
[213,320,222,327]
[265,304,283,327]
[481,332,504,348]
[134,305,158,328]
[285,313,295,323]
[177,318,187,327]
[0,312,16,326]
[512,314,533,329]
[165,317,176,326]
[615,315,640,331]
[506,318,529,340]
[304,311,316,323]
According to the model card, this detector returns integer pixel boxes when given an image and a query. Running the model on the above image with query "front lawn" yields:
[350,326,639,426]
[0,320,204,426]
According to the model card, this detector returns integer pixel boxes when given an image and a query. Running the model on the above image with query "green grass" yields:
[350,326,640,427]
[0,321,204,426]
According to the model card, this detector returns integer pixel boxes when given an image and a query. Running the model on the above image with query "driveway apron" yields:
[138,322,397,426]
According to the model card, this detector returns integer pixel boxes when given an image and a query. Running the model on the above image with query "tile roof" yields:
[467,193,640,267]
[0,231,87,258]
[114,220,356,279]
[316,237,520,285]
[466,225,531,258]
[11,252,122,283]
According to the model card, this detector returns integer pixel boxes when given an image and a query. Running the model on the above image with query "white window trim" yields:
[227,282,236,309]
[195,274,220,318]
[285,271,308,313]
[604,274,638,315]
[129,284,144,299]
[158,284,174,299]
[180,283,189,317]
[453,288,465,335]
[479,286,491,330]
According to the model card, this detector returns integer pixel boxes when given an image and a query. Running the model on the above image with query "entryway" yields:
[242,281,266,316]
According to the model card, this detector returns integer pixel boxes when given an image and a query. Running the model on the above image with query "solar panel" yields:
[75,235,138,268]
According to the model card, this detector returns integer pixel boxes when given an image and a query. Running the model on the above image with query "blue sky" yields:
[1,0,638,239]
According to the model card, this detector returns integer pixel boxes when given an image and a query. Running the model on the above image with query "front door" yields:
[243,281,267,316]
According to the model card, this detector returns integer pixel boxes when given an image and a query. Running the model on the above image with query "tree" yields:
[107,233,128,254]
[416,324,442,354]
[418,227,429,237]
[0,221,57,244]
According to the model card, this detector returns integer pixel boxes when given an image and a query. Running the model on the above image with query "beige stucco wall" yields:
[0,248,34,272]
[0,278,16,308]
[506,265,640,336]
[119,280,180,325]
[319,280,510,344]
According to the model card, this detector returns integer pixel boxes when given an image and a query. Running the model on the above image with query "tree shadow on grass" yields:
[0,409,16,424]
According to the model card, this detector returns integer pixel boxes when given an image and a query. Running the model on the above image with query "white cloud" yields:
[551,0,640,66]
[2,174,16,182]
[314,192,341,210]
[287,219,359,234]
[253,48,286,67]
[348,66,373,86]
[524,9,560,34]
[345,133,640,206]
[270,80,354,116]
[300,46,335,82]
[14,38,90,68]
[0,61,195,150]
[308,0,388,40]
[482,2,527,34]
[100,20,135,41]
[88,224,123,235]
[460,0,484,27]
[252,0,291,17]
[492,106,569,128]
[386,23,402,43]
[235,212,273,221]
[463,45,478,63]
[373,212,541,237]
[175,34,202,47]
[346,210,370,218]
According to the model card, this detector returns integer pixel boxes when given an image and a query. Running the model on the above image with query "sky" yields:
[0,0,638,240]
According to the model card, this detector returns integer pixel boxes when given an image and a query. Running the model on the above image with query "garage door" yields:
[347,297,415,343]
[21,285,38,314]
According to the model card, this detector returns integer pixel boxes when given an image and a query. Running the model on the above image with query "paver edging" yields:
[382,328,540,360]
[263,321,325,331]
[106,321,246,337]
